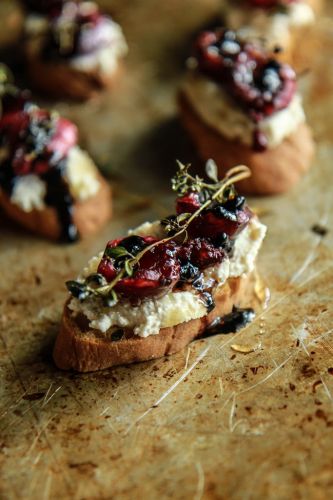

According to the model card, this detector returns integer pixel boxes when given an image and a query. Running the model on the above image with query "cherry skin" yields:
[98,237,181,300]
[176,192,201,215]
[47,117,78,159]
[179,238,226,269]
[194,29,296,121]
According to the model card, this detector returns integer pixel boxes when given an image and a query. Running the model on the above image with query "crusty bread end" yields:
[179,92,314,195]
[0,173,112,241]
[26,41,122,100]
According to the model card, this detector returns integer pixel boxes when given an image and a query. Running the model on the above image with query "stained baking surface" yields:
[1,1,333,498]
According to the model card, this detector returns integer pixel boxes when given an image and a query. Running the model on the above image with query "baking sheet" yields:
[1,1,333,498]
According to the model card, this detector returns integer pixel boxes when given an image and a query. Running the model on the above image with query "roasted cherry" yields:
[1,105,78,176]
[176,192,201,215]
[47,117,77,159]
[188,204,252,239]
[98,237,181,299]
[179,238,226,269]
[194,29,296,122]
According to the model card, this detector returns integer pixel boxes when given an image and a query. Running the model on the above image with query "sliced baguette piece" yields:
[53,272,258,372]
[0,173,112,241]
[25,40,122,100]
[27,57,122,101]
[179,92,315,196]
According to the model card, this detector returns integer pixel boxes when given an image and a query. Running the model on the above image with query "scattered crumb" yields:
[311,224,328,237]
[231,344,255,354]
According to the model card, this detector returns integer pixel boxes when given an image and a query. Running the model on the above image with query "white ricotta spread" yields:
[182,74,305,148]
[9,146,100,213]
[11,174,46,212]
[65,146,100,202]
[223,1,315,46]
[69,217,267,337]
[69,19,128,75]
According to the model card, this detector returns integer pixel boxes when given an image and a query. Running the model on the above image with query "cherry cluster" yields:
[97,192,252,300]
[194,29,296,123]
[0,91,77,176]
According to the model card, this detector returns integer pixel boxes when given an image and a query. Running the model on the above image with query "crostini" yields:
[179,29,314,195]
[221,0,323,71]
[0,71,111,241]
[24,0,127,100]
[53,161,267,372]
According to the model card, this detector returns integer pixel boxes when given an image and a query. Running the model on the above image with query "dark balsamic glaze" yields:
[204,306,255,337]
[0,157,78,243]
[44,159,79,242]
[0,108,79,243]
[111,329,124,341]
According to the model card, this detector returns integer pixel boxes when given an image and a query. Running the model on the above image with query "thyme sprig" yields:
[66,161,251,305]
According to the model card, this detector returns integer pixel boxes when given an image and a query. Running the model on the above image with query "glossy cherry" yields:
[179,238,226,269]
[98,237,181,299]
[194,29,296,122]
[176,191,201,215]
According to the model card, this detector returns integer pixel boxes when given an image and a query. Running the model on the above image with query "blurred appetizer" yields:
[221,0,323,70]
[53,161,267,372]
[0,0,24,52]
[179,29,314,195]
[23,0,76,38]
[0,68,112,241]
[24,0,128,100]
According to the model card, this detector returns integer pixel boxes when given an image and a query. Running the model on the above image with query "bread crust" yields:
[25,41,121,100]
[0,173,112,240]
[53,272,258,372]
[179,92,314,195]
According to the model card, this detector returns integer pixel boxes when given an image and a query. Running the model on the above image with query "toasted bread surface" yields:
[26,42,122,100]
[53,273,257,372]
[0,173,112,240]
[179,93,314,195]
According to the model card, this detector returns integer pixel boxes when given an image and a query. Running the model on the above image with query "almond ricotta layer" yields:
[69,19,128,76]
[10,145,100,212]
[222,1,315,46]
[182,74,305,148]
[69,217,267,337]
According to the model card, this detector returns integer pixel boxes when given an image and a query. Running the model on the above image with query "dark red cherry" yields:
[189,205,252,239]
[179,238,226,270]
[176,192,201,215]
[193,29,296,126]
[47,117,78,159]
[98,237,180,299]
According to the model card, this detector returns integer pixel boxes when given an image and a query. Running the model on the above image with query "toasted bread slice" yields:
[53,272,258,372]
[26,41,122,100]
[179,93,314,196]
[0,173,112,241]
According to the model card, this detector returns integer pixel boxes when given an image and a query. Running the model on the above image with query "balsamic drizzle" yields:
[44,160,79,243]
[204,307,255,337]
[0,107,79,243]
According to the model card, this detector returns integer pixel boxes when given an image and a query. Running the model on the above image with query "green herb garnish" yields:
[66,161,250,305]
